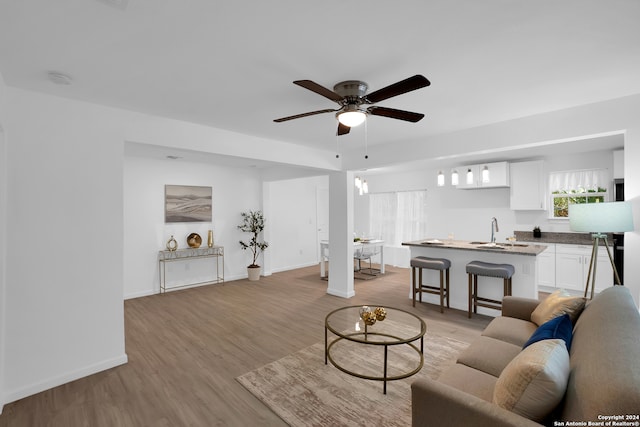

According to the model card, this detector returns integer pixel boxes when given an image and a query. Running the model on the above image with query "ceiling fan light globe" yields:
[337,111,366,127]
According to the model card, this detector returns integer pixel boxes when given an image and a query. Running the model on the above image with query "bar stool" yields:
[466,260,515,318]
[411,256,451,313]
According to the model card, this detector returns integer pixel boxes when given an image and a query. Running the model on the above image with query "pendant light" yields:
[466,168,474,185]
[482,165,490,183]
[437,171,445,187]
[355,176,368,195]
[451,169,459,186]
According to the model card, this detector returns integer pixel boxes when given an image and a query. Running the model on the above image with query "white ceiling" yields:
[0,0,637,169]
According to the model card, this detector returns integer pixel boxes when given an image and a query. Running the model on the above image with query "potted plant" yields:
[238,210,269,281]
[533,226,542,238]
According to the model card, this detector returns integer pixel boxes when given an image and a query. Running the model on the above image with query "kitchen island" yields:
[402,239,548,316]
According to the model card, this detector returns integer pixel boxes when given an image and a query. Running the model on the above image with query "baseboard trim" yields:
[2,353,128,407]
[271,261,319,274]
[326,288,356,298]
[124,289,156,300]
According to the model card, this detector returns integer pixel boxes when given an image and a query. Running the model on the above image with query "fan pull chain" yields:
[335,131,340,158]
[364,119,369,159]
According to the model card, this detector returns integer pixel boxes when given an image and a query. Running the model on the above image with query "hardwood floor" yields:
[0,265,492,427]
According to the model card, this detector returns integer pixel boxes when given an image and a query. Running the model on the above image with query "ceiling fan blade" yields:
[293,80,343,103]
[337,122,351,136]
[273,108,336,122]
[365,75,430,104]
[367,106,425,122]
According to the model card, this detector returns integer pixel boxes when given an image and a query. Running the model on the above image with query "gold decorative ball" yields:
[374,307,387,321]
[359,306,371,319]
[362,311,377,326]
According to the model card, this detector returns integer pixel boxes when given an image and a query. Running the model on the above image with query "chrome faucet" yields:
[491,217,499,243]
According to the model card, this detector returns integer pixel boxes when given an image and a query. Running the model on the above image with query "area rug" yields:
[237,331,469,427]
[322,271,387,281]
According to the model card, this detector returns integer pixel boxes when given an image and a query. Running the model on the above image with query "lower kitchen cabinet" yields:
[536,243,556,288]
[530,242,614,295]
[553,244,614,294]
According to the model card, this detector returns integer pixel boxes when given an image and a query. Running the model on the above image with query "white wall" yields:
[2,88,127,406]
[0,71,8,412]
[123,155,263,298]
[265,175,328,273]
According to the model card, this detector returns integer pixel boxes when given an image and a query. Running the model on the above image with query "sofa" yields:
[411,285,640,427]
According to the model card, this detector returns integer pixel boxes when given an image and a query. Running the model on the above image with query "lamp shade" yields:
[337,111,366,127]
[569,201,634,233]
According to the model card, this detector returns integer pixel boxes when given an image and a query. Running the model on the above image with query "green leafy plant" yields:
[551,187,607,217]
[238,210,269,267]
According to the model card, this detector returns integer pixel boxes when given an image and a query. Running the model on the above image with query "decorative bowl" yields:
[187,233,202,248]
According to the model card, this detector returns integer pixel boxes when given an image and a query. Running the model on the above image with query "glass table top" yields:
[325,305,426,345]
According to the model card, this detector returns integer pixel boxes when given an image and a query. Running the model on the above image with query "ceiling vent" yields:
[47,71,73,85]
[96,0,130,10]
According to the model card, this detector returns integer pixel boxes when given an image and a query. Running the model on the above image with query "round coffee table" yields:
[324,305,427,394]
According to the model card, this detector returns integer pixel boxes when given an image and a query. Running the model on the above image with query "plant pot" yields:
[247,266,261,281]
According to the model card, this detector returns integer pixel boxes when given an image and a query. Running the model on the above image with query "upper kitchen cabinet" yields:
[613,149,624,179]
[456,161,510,189]
[510,160,546,210]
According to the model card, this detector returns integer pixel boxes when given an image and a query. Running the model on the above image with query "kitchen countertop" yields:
[402,239,548,256]
[514,231,614,246]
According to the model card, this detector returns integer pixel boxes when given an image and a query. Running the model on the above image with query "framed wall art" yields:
[165,185,212,223]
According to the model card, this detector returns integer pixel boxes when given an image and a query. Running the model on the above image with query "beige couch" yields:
[411,285,640,426]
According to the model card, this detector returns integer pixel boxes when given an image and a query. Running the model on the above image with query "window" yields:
[549,169,609,218]
[369,190,428,246]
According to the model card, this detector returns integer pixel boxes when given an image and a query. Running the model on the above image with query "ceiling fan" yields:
[274,75,431,136]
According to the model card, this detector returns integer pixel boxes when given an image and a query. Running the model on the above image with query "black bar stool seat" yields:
[466,260,515,318]
[411,256,451,313]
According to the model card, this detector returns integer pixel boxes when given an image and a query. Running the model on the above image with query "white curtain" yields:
[549,169,609,192]
[369,190,427,246]
[369,192,397,244]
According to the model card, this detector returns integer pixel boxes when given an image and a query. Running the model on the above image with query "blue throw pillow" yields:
[523,313,573,351]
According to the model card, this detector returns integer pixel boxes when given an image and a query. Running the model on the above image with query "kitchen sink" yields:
[475,242,504,249]
[469,241,488,244]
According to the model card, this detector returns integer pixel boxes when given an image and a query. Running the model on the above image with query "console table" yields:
[158,246,224,294]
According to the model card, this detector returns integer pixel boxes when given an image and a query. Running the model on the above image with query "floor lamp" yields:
[569,201,634,299]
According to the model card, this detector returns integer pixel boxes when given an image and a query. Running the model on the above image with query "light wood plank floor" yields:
[0,265,492,427]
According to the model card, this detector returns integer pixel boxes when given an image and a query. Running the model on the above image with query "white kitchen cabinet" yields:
[510,160,546,210]
[613,149,624,179]
[554,244,613,294]
[536,243,556,288]
[456,161,510,189]
[555,246,585,292]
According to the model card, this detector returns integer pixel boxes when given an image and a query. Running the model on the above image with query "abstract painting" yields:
[165,185,212,223]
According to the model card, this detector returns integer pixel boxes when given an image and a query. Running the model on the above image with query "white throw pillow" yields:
[493,339,570,422]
